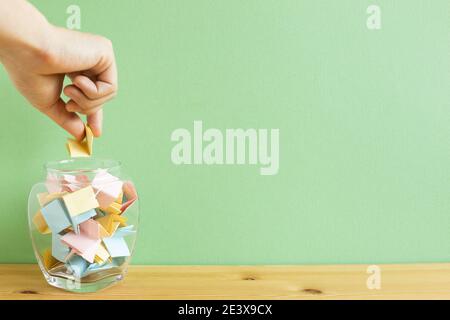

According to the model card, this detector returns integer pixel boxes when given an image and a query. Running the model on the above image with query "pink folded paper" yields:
[45,173,62,193]
[79,219,101,239]
[68,245,99,264]
[92,171,123,208]
[61,219,102,263]
[121,181,138,214]
[123,181,138,201]
[62,174,90,192]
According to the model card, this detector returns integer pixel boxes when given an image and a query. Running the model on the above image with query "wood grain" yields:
[0,264,450,300]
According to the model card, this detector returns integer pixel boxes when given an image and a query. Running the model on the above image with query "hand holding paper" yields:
[0,0,117,139]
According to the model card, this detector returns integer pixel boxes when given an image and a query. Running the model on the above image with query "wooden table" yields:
[1,264,449,299]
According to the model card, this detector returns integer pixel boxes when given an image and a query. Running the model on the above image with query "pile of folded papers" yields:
[33,170,138,278]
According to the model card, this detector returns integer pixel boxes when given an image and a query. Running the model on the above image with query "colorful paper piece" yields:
[61,230,101,263]
[62,186,99,217]
[98,223,110,238]
[40,199,72,234]
[67,254,89,278]
[62,174,90,192]
[37,193,49,206]
[95,214,115,235]
[79,219,101,239]
[102,236,130,258]
[82,261,114,277]
[43,249,59,270]
[121,181,138,214]
[52,233,70,262]
[122,181,138,202]
[71,209,97,234]
[33,210,51,234]
[81,257,127,278]
[46,173,62,193]
[85,124,94,155]
[94,244,110,264]
[121,198,136,215]
[66,139,90,158]
[103,202,122,215]
[111,221,121,233]
[66,124,94,158]
[92,172,124,209]
[37,191,67,207]
[116,191,124,204]
[113,225,136,238]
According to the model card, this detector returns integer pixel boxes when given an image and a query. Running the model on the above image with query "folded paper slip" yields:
[39,198,96,236]
[102,202,122,215]
[62,174,90,192]
[66,124,94,158]
[37,192,67,207]
[71,209,97,234]
[103,236,130,258]
[61,231,101,263]
[62,186,99,217]
[113,225,136,238]
[33,210,51,234]
[43,249,60,270]
[94,244,110,264]
[66,255,89,278]
[92,171,124,208]
[40,200,73,234]
[52,233,70,262]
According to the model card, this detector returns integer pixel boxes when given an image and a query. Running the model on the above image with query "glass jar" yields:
[27,158,139,293]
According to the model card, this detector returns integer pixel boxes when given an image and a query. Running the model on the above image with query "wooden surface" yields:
[0,264,450,300]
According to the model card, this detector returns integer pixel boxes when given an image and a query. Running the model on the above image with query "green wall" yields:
[0,0,449,264]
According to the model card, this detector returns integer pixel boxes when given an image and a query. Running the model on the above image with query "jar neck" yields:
[45,158,122,182]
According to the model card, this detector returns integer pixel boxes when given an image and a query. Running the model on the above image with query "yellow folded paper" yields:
[102,202,122,215]
[66,124,94,158]
[111,221,121,234]
[111,214,127,227]
[62,186,99,217]
[96,214,114,234]
[94,244,110,264]
[43,249,59,270]
[33,210,51,234]
[116,191,124,205]
[96,213,127,234]
[37,192,67,207]
[98,223,110,238]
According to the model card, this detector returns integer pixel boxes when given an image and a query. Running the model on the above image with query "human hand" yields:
[0,1,117,139]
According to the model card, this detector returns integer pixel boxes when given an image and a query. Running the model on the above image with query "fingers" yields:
[63,84,116,113]
[66,37,118,100]
[97,53,118,89]
[87,109,103,137]
[72,74,116,99]
[40,98,85,140]
[42,33,117,139]
[65,100,102,115]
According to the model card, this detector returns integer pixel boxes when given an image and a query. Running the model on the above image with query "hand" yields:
[0,1,117,139]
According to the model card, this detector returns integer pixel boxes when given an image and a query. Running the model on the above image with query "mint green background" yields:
[0,0,448,264]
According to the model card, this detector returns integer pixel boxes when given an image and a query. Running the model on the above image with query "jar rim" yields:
[45,158,122,175]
